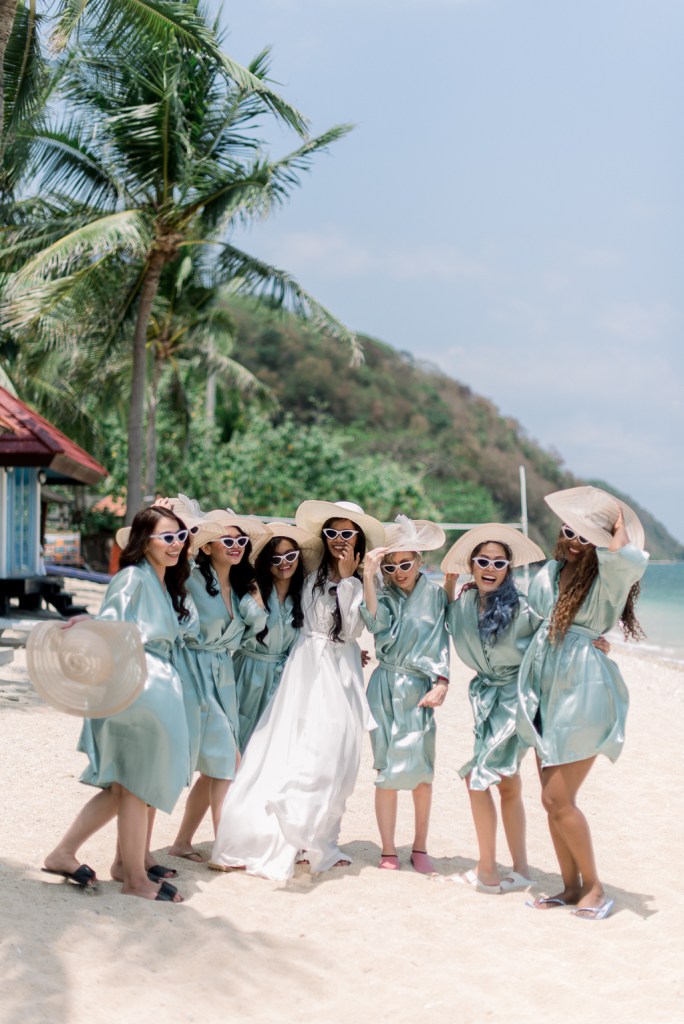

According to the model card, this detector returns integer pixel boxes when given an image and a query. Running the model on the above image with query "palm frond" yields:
[9,209,152,284]
[205,240,362,365]
[51,0,309,135]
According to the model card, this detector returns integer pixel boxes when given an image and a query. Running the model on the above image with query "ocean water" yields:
[624,561,684,664]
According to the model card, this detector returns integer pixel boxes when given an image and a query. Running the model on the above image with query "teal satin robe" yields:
[447,587,535,790]
[180,566,266,780]
[361,574,449,790]
[234,591,298,753]
[516,544,649,767]
[78,559,192,813]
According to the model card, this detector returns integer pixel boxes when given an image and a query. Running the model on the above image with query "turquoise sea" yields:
[623,561,684,664]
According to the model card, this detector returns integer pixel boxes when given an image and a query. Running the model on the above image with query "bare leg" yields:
[209,778,231,835]
[412,783,432,852]
[118,787,182,901]
[169,774,211,860]
[465,775,500,885]
[498,774,529,877]
[540,758,602,910]
[375,788,398,855]
[44,786,120,875]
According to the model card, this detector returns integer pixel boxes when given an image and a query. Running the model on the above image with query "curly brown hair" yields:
[549,538,644,643]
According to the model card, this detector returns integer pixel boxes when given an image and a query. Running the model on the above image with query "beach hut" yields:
[0,386,107,615]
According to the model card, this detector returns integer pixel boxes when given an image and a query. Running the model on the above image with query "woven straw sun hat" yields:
[545,485,645,550]
[383,514,446,554]
[441,524,546,575]
[115,494,201,550]
[190,508,271,555]
[26,619,147,718]
[295,499,386,550]
[250,522,324,574]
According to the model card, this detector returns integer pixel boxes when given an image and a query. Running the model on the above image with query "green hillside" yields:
[231,301,683,559]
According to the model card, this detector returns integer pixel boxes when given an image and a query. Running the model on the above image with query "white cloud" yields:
[258,228,488,283]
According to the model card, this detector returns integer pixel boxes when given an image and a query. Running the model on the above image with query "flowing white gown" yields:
[211,573,375,880]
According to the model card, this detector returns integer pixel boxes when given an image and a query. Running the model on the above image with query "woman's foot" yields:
[379,853,400,870]
[168,844,207,863]
[410,851,435,875]
[121,879,184,902]
[574,884,606,912]
[527,887,581,909]
[111,857,178,882]
[43,852,99,888]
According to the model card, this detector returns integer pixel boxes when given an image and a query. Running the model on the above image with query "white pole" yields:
[519,464,530,592]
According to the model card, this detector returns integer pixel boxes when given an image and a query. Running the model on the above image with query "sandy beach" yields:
[1,582,682,1024]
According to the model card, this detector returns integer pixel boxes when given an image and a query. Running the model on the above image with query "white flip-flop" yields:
[453,868,501,894]
[500,871,534,891]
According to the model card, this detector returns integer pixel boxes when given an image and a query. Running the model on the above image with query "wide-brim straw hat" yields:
[441,524,546,575]
[544,485,645,550]
[191,509,271,555]
[383,514,446,554]
[26,619,147,718]
[115,495,201,550]
[251,523,324,574]
[295,500,386,550]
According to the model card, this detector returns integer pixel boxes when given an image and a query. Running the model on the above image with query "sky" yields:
[208,0,683,544]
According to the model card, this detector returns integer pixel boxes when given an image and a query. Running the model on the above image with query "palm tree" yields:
[0,15,357,520]
[0,1,307,139]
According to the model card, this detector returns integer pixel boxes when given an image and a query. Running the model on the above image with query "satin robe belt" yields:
[185,637,234,654]
[376,659,430,682]
[236,648,283,664]
[539,620,601,640]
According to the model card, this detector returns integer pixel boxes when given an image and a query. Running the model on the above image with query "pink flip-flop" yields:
[379,854,400,870]
[410,851,435,874]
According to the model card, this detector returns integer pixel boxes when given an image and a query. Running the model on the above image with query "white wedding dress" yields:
[211,574,375,880]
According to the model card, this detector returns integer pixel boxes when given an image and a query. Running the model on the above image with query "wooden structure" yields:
[0,386,108,615]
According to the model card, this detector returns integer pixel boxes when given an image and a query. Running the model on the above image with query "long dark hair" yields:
[313,519,366,643]
[253,537,305,645]
[120,506,191,621]
[550,535,644,642]
[467,541,519,646]
[196,538,256,599]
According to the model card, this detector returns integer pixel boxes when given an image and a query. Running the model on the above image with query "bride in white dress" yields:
[211,500,385,880]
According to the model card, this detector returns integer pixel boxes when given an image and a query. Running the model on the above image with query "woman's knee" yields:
[498,775,521,801]
[541,785,571,817]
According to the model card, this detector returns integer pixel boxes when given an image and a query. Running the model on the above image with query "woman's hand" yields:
[418,679,449,708]
[593,635,611,655]
[363,547,385,580]
[60,613,93,630]
[360,649,371,668]
[443,572,458,602]
[338,544,361,579]
[609,506,630,552]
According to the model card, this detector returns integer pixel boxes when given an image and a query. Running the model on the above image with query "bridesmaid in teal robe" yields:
[169,509,269,861]
[235,524,322,752]
[361,516,449,874]
[43,506,194,903]
[517,486,648,920]
[442,523,546,893]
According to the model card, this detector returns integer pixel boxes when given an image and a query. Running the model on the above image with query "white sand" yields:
[1,587,682,1024]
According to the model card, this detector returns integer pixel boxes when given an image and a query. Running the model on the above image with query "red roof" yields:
[0,386,107,486]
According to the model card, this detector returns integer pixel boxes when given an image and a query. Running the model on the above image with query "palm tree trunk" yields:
[0,0,19,137]
[126,251,165,523]
[144,348,162,500]
[205,369,217,424]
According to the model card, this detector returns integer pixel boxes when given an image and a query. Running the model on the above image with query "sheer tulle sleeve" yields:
[337,577,364,640]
